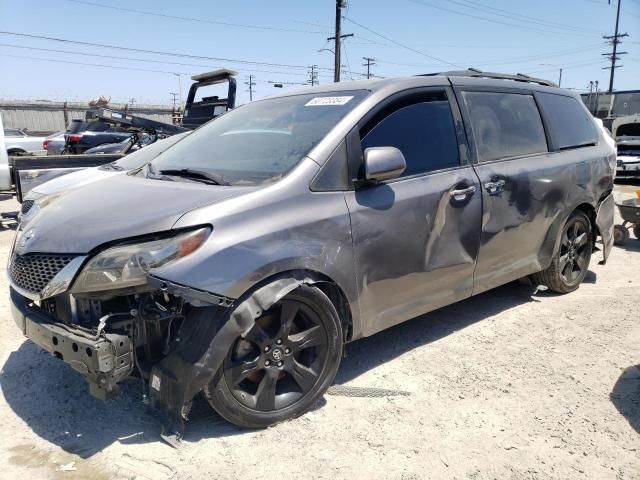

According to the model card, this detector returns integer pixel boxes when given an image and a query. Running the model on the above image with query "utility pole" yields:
[558,68,563,87]
[308,65,318,86]
[328,0,352,82]
[362,57,376,79]
[245,75,256,101]
[129,98,136,108]
[173,73,182,107]
[603,0,629,93]
[169,92,178,108]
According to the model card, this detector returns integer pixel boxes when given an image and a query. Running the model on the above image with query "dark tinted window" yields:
[462,91,548,162]
[536,93,598,149]
[361,95,459,176]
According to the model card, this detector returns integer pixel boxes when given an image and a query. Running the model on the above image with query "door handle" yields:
[450,185,477,201]
[484,179,506,195]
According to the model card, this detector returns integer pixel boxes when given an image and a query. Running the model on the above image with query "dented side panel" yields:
[345,167,482,337]
[471,144,614,295]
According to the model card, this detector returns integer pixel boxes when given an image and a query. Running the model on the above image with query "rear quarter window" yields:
[462,91,548,162]
[536,92,598,150]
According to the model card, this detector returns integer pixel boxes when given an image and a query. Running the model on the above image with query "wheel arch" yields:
[575,202,597,243]
[549,202,597,262]
[235,269,356,342]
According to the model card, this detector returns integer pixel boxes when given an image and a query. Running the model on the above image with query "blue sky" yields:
[0,0,638,105]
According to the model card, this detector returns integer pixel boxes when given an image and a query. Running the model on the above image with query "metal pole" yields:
[558,68,563,87]
[174,74,182,108]
[608,0,622,93]
[362,57,375,79]
[334,0,342,82]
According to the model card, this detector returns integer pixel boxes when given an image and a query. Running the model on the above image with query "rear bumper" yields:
[10,287,133,399]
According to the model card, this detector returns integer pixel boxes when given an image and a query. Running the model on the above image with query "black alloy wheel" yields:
[205,285,343,428]
[558,217,591,286]
[532,210,592,294]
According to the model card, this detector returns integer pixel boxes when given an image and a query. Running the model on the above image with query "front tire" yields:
[532,211,592,294]
[204,285,343,428]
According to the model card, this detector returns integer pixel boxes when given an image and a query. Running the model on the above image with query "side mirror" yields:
[363,146,406,183]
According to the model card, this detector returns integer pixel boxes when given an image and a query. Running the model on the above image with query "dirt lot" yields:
[0,184,638,480]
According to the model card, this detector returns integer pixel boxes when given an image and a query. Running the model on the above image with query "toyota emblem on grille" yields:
[19,229,35,248]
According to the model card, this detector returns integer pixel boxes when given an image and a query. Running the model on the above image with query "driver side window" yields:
[361,92,460,177]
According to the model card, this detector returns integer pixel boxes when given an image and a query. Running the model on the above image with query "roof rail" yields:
[418,68,558,87]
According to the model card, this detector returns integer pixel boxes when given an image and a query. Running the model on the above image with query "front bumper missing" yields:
[10,273,320,446]
[10,287,133,400]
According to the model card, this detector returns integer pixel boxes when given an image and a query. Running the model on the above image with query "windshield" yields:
[112,132,191,170]
[149,90,369,185]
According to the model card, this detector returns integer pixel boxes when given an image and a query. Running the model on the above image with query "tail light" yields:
[66,134,82,143]
[43,140,49,150]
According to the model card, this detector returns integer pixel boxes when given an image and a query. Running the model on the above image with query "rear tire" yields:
[204,284,343,428]
[531,211,592,294]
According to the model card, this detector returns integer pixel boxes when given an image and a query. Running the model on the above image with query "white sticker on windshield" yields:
[305,96,354,106]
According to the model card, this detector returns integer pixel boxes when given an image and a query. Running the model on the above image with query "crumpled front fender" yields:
[148,273,321,445]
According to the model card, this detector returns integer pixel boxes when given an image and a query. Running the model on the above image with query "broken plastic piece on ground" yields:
[532,284,549,296]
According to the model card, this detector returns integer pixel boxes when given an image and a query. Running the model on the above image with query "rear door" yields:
[456,88,557,293]
[345,88,482,336]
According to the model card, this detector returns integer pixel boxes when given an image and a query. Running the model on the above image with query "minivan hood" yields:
[26,167,115,199]
[18,173,257,254]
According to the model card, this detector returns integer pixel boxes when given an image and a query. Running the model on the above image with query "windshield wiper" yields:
[158,168,229,186]
[99,162,125,171]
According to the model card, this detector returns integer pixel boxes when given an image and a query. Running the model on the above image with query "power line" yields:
[0,43,324,78]
[0,53,194,75]
[448,0,601,34]
[375,44,603,69]
[343,17,461,68]
[65,0,332,34]
[0,31,318,70]
[407,0,596,37]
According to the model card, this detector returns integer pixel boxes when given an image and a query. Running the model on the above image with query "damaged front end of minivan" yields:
[8,224,314,443]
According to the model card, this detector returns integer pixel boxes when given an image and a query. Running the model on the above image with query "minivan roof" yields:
[263,69,567,101]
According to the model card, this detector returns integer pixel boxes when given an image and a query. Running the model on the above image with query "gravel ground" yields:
[0,183,638,480]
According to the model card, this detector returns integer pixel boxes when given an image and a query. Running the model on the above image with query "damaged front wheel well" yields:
[249,270,354,342]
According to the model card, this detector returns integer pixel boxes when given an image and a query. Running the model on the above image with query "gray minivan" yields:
[8,71,615,437]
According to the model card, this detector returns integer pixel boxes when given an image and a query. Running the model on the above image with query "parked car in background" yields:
[43,131,66,155]
[83,132,155,155]
[612,114,640,178]
[4,128,46,155]
[63,119,132,154]
[9,71,615,438]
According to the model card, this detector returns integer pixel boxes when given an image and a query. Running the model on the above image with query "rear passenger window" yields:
[536,92,598,150]
[361,93,459,177]
[462,91,548,162]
